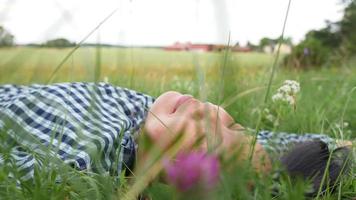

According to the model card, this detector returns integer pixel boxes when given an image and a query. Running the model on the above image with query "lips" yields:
[172,95,193,113]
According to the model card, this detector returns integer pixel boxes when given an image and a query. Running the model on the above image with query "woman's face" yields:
[144,91,243,150]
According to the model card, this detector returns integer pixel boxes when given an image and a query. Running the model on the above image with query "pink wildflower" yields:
[164,151,220,192]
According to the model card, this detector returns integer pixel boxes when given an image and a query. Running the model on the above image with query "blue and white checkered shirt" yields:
[0,82,335,181]
[256,130,336,156]
[0,82,154,180]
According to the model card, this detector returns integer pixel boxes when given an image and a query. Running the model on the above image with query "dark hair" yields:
[280,140,352,196]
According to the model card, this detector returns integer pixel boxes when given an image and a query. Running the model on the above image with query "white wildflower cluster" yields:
[272,80,300,105]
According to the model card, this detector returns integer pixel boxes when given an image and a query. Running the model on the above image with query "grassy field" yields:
[0,47,273,84]
[0,47,355,199]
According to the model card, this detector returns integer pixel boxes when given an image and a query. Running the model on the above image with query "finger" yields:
[176,98,203,117]
[179,117,205,149]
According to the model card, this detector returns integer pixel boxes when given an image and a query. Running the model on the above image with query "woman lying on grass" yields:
[0,82,353,197]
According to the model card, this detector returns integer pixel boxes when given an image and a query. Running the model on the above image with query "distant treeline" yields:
[284,0,356,68]
[26,40,128,48]
[26,39,163,49]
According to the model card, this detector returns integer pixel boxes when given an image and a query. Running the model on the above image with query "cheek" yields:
[144,113,168,140]
[144,113,193,149]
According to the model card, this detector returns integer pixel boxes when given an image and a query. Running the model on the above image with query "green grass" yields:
[0,47,355,199]
[0,47,273,84]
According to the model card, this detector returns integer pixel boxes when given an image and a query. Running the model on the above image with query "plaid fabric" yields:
[257,130,336,156]
[0,82,154,180]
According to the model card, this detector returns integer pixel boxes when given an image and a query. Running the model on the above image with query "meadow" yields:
[0,47,355,199]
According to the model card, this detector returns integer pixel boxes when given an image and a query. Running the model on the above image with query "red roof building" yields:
[164,42,191,51]
[164,42,221,52]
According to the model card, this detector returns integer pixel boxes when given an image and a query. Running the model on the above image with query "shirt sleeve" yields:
[0,82,155,181]
[257,130,337,156]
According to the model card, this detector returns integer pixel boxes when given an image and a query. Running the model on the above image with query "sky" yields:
[0,0,346,46]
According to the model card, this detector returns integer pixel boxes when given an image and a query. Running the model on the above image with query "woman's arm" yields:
[336,139,353,147]
[219,129,272,173]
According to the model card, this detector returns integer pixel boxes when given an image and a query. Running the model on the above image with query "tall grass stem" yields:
[47,8,118,83]
[263,0,292,103]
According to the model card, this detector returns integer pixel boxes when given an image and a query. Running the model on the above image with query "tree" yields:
[284,37,329,69]
[259,37,275,50]
[258,37,292,51]
[339,0,356,55]
[284,26,338,69]
[0,26,15,47]
[284,1,356,68]
[246,41,258,51]
[43,38,76,48]
[305,22,342,50]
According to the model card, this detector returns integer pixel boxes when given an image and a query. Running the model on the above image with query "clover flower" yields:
[272,80,300,106]
[164,151,220,192]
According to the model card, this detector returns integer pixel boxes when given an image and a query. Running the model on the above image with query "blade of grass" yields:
[248,0,292,173]
[47,8,118,83]
[95,32,102,83]
[221,86,268,108]
[211,32,231,153]
[121,133,186,200]
[263,0,292,103]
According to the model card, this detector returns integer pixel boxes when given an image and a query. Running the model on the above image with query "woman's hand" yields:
[144,91,235,151]
[143,91,272,173]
